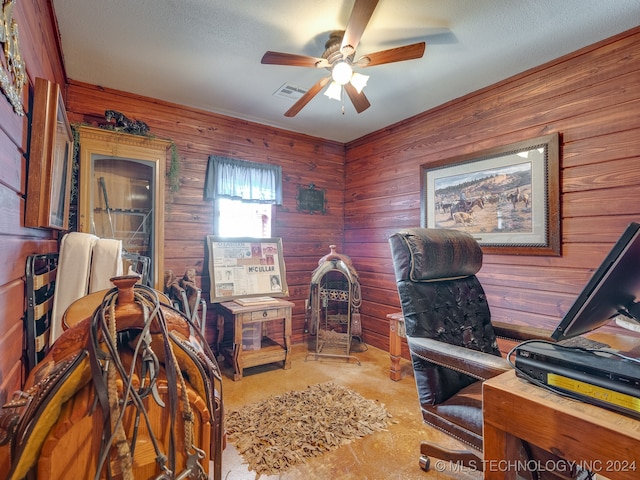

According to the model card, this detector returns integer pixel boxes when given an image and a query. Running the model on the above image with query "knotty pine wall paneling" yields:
[2,5,638,413]
[343,27,640,352]
[0,1,66,474]
[65,80,346,348]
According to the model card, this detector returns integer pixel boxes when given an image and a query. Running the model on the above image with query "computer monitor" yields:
[551,222,640,341]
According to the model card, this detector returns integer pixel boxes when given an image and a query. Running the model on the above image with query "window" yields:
[216,198,272,237]
[205,155,281,238]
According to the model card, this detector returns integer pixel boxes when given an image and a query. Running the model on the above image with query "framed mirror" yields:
[77,126,171,290]
[25,78,74,230]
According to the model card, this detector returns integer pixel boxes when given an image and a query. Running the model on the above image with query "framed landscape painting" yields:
[421,133,560,256]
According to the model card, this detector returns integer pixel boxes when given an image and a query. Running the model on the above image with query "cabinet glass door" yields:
[92,157,154,255]
[78,126,170,290]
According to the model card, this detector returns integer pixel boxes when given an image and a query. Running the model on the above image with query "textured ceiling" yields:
[51,0,640,143]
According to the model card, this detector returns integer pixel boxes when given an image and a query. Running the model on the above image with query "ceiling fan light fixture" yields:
[331,61,353,85]
[350,72,369,93]
[263,0,421,117]
[324,81,342,101]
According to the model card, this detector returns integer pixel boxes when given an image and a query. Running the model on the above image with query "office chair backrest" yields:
[389,228,501,404]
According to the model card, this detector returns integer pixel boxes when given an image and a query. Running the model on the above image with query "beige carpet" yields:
[225,381,392,477]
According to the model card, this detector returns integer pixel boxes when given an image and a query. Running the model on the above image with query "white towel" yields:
[50,232,98,342]
[89,238,123,293]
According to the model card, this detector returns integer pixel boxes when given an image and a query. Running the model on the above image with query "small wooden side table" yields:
[387,312,406,381]
[215,299,294,381]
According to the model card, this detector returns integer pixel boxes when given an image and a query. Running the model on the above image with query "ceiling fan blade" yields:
[344,82,371,114]
[284,76,331,117]
[261,51,329,68]
[340,0,379,57]
[355,42,426,68]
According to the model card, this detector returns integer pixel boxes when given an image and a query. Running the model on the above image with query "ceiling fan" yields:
[261,0,426,117]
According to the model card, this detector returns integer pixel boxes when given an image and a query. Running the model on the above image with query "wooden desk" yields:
[483,370,640,480]
[216,299,294,381]
[387,312,405,381]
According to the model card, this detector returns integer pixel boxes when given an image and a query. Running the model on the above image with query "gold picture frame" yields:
[25,78,73,230]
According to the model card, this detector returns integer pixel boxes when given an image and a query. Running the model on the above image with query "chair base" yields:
[419,441,483,472]
[418,439,590,479]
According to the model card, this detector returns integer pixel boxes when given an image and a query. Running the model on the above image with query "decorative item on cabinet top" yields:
[102,109,150,136]
[97,110,180,191]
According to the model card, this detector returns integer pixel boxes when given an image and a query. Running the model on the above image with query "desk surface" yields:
[483,370,640,480]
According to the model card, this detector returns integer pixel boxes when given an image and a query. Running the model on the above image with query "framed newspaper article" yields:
[207,236,289,303]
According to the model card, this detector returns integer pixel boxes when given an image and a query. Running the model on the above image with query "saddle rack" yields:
[306,245,362,364]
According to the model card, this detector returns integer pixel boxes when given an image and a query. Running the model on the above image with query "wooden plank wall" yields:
[65,81,346,349]
[0,0,64,415]
[61,26,640,360]
[1,5,638,420]
[343,27,640,354]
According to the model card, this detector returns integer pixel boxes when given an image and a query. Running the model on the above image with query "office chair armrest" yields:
[407,336,511,381]
[492,321,553,342]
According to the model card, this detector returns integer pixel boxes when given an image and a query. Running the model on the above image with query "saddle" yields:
[0,276,223,479]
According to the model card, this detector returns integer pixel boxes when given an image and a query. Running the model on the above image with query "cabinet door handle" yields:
[262,311,268,318]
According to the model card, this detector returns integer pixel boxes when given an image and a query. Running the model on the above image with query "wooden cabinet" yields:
[77,126,171,290]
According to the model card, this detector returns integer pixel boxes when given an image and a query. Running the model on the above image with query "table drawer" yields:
[250,308,281,321]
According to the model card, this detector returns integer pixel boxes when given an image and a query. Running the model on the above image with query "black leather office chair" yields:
[389,228,583,479]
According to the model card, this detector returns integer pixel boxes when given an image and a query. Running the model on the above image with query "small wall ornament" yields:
[296,183,326,214]
[0,0,26,115]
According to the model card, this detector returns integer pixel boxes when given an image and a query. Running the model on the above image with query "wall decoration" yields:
[25,78,74,230]
[102,109,150,135]
[207,236,289,303]
[296,183,326,214]
[0,0,26,115]
[421,133,560,256]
